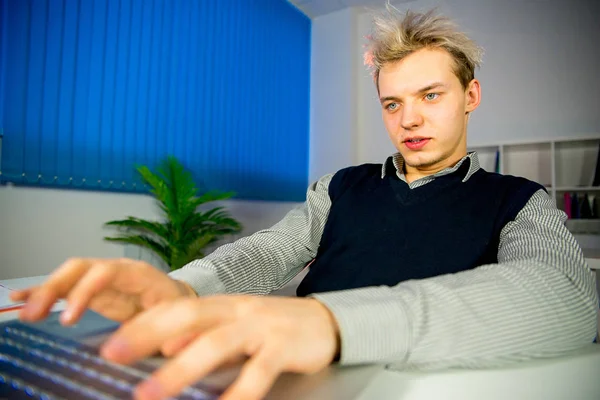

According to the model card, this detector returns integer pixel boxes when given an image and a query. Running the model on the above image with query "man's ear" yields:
[465,79,481,114]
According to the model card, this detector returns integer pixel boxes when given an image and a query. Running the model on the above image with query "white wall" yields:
[354,0,600,159]
[0,184,299,279]
[309,7,360,183]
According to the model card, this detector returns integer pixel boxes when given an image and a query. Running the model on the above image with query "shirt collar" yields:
[381,151,481,183]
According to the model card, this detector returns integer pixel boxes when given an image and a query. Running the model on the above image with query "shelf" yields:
[470,136,600,231]
[555,186,600,192]
[467,146,499,173]
[503,142,552,187]
[468,134,600,148]
[555,139,599,187]
[565,219,600,235]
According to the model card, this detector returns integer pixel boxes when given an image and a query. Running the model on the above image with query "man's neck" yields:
[403,153,467,184]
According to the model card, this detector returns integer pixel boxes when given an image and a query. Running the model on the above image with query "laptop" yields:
[0,310,382,399]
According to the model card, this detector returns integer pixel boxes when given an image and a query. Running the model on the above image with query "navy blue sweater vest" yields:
[296,158,544,297]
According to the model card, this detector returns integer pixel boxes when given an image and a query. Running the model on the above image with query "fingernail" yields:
[135,378,164,400]
[60,308,74,325]
[101,337,130,360]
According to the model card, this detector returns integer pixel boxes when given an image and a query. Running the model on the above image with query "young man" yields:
[12,7,597,400]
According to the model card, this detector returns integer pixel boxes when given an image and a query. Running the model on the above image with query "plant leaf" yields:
[104,156,242,271]
[104,218,169,238]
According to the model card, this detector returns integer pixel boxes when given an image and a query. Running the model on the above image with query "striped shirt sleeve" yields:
[168,173,333,295]
[312,189,598,368]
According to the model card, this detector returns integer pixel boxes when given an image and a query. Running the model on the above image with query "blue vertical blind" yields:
[0,0,310,201]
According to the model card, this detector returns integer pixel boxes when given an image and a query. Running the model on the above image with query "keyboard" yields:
[0,320,221,399]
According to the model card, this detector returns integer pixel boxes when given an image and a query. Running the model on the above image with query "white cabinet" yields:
[469,135,600,235]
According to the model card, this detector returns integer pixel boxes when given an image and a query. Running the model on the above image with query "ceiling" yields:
[288,0,560,18]
[288,0,414,18]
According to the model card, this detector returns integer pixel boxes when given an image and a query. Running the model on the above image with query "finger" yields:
[221,347,283,400]
[135,323,248,400]
[9,287,38,302]
[19,286,60,322]
[160,331,199,357]
[101,297,228,364]
[20,258,91,321]
[41,258,93,293]
[60,262,117,325]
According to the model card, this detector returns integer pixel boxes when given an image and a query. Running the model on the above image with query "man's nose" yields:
[400,103,423,130]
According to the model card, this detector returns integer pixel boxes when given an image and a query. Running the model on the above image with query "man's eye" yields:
[386,103,398,111]
[425,93,439,101]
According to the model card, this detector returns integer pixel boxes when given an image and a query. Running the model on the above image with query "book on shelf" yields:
[494,149,500,174]
[571,192,580,218]
[564,192,572,219]
[563,192,599,220]
[593,145,600,187]
[580,193,593,218]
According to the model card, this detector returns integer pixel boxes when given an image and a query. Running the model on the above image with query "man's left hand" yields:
[98,295,341,400]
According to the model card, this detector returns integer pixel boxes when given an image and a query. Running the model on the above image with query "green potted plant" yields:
[104,156,242,271]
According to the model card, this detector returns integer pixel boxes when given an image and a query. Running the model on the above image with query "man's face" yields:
[378,48,480,174]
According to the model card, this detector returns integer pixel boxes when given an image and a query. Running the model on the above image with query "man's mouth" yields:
[403,137,431,149]
[404,136,429,143]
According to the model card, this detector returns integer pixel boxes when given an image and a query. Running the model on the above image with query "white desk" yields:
[586,256,600,271]
[2,275,600,400]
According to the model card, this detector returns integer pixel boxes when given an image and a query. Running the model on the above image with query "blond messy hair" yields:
[365,5,484,90]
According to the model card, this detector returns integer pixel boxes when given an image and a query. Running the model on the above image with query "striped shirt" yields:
[169,152,598,370]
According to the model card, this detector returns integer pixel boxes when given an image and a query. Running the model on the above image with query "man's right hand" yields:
[9,258,196,325]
